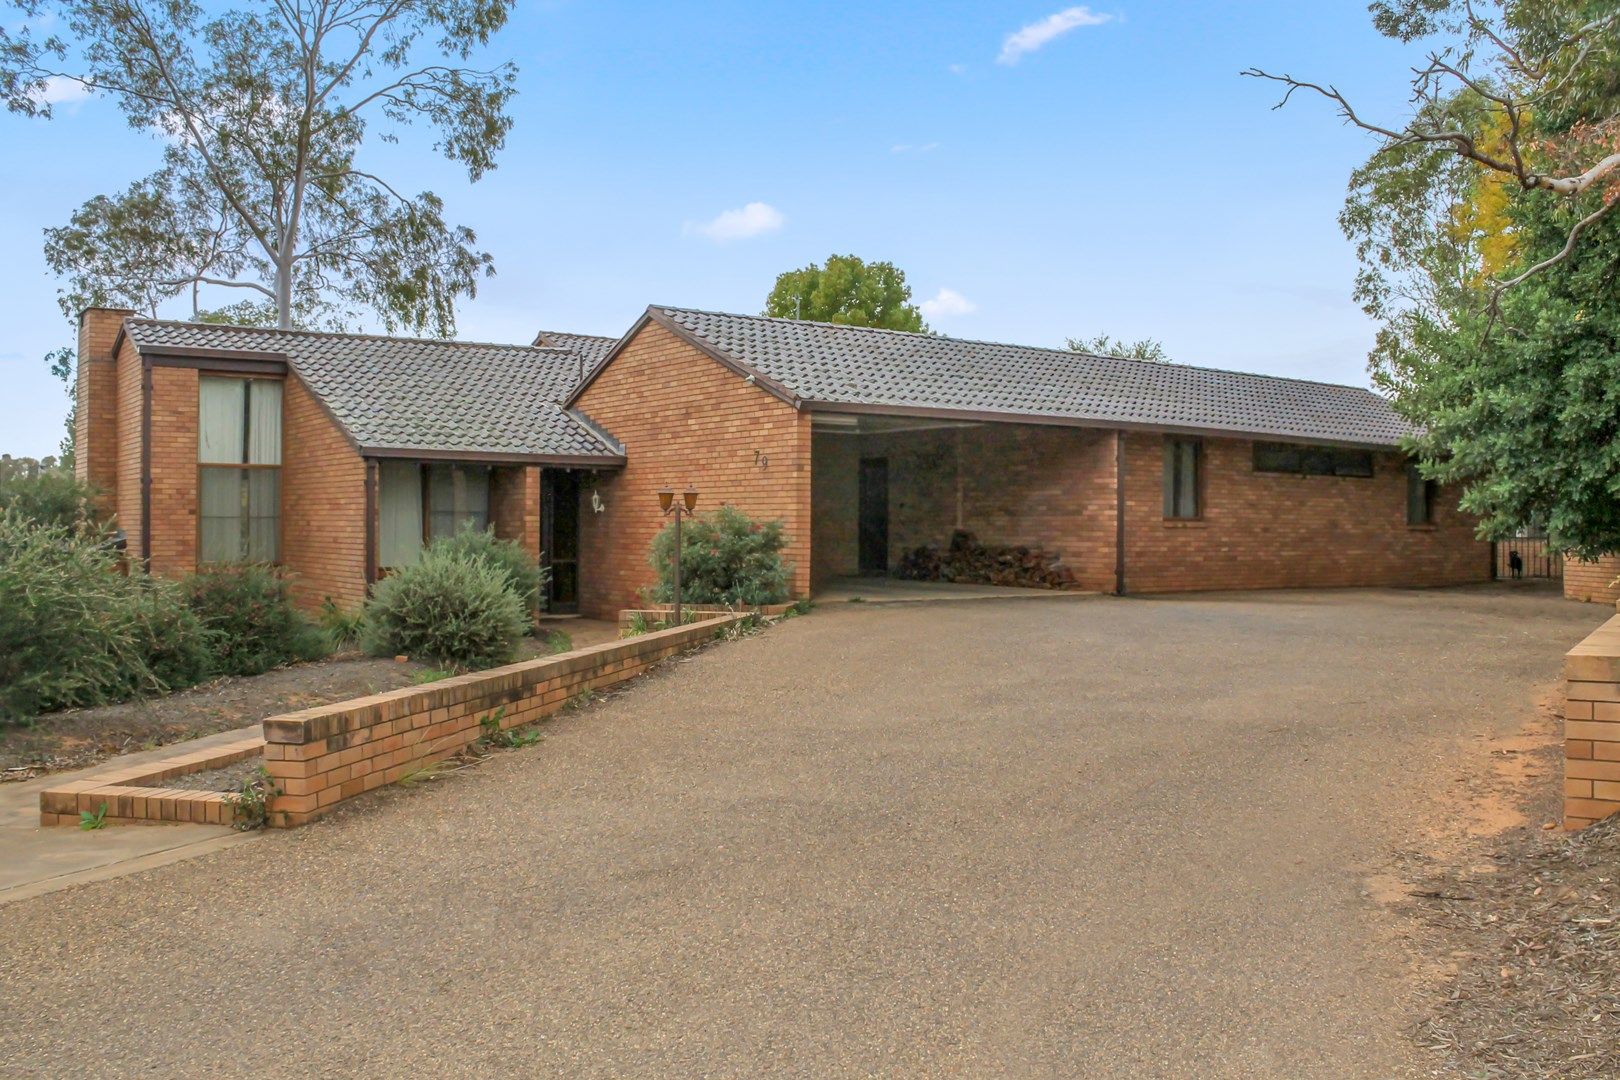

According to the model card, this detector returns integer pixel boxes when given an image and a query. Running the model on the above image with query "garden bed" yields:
[2,621,619,777]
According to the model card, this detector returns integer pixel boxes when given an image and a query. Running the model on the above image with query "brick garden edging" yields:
[617,602,794,632]
[262,612,750,827]
[39,735,264,827]
[1564,613,1620,829]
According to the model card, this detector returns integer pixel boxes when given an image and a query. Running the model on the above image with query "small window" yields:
[1253,441,1373,478]
[1406,465,1437,525]
[198,376,281,563]
[1163,437,1200,519]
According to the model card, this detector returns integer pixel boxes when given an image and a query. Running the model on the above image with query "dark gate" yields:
[1493,533,1561,581]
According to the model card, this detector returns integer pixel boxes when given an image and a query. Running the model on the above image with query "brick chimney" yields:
[75,306,135,498]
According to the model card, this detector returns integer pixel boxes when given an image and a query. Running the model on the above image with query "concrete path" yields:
[0,725,258,905]
[0,587,1602,1077]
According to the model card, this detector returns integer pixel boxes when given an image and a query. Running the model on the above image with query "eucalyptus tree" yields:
[3,0,518,333]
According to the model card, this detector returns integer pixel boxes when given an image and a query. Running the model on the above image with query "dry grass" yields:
[1415,815,1620,1077]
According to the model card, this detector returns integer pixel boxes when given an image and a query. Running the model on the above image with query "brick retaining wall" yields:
[261,613,749,827]
[1564,614,1620,829]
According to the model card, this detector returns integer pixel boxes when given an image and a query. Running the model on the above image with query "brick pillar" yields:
[491,465,541,555]
[75,307,134,510]
[1564,614,1620,828]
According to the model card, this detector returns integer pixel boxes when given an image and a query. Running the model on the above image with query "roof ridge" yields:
[125,316,573,356]
[654,305,1384,399]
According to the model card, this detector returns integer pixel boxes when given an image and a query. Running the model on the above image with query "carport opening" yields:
[809,413,1116,596]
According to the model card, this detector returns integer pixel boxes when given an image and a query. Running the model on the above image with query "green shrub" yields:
[647,504,792,606]
[433,525,547,617]
[361,546,526,669]
[182,565,328,676]
[0,511,213,721]
[318,597,366,651]
[0,468,100,533]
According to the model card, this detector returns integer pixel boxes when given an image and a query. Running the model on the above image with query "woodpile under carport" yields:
[893,529,1077,590]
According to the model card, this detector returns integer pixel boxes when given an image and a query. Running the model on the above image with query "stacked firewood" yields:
[893,529,1076,589]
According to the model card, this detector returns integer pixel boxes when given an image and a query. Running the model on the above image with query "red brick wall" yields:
[281,374,368,611]
[146,365,200,575]
[1120,432,1490,592]
[811,423,1118,592]
[1564,554,1620,605]
[573,321,812,618]
[1564,615,1620,829]
[74,308,132,510]
[113,337,145,561]
[491,465,541,557]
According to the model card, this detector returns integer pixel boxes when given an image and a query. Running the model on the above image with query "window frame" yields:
[1162,436,1203,521]
[1406,464,1438,527]
[375,461,495,572]
[196,374,284,566]
[1252,441,1374,479]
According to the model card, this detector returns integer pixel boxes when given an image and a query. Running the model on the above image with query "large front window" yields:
[198,375,281,563]
[377,461,491,569]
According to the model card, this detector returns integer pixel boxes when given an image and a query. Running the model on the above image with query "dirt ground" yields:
[0,583,1606,1078]
[0,617,619,776]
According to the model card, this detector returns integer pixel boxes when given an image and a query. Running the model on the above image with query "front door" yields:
[542,470,581,613]
[858,457,889,575]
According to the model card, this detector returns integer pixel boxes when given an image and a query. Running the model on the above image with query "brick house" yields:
[75,303,1491,620]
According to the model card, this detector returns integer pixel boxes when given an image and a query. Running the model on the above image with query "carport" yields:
[808,409,1119,594]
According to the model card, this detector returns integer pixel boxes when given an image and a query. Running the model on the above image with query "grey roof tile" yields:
[124,320,623,461]
[531,330,619,374]
[655,307,1411,448]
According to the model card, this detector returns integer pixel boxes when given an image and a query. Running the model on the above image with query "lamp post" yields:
[658,486,700,625]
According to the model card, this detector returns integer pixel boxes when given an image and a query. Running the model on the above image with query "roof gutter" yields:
[795,399,1403,452]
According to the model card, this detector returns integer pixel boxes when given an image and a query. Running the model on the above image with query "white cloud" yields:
[948,63,968,76]
[997,6,1112,65]
[890,141,940,155]
[919,288,977,319]
[683,201,784,243]
[29,75,92,107]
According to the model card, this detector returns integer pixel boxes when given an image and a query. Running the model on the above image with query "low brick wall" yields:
[262,613,748,827]
[617,602,794,632]
[1564,553,1620,605]
[39,735,264,827]
[1564,614,1620,829]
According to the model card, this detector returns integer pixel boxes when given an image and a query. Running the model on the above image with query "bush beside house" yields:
[361,544,527,670]
[647,505,792,606]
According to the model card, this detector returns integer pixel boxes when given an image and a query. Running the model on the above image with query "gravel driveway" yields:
[0,586,1602,1078]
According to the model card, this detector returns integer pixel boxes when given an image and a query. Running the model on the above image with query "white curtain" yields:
[248,380,282,465]
[426,464,490,539]
[379,461,424,568]
[200,468,242,562]
[247,469,279,562]
[198,377,245,464]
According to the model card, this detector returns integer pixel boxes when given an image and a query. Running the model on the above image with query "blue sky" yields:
[0,0,1425,458]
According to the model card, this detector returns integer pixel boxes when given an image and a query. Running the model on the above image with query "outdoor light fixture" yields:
[658,486,700,624]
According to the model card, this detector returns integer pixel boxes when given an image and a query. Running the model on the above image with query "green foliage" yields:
[433,525,546,617]
[541,628,572,654]
[318,597,366,651]
[4,0,517,333]
[1067,334,1172,363]
[1323,0,1620,555]
[46,345,75,467]
[79,803,107,830]
[623,611,649,637]
[765,254,927,331]
[478,706,540,749]
[226,766,281,830]
[647,505,792,606]
[0,512,214,722]
[412,667,454,685]
[0,464,99,533]
[182,565,327,677]
[362,545,526,670]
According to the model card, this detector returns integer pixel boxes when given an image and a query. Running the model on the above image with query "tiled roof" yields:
[123,320,624,461]
[531,330,619,375]
[650,307,1412,448]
